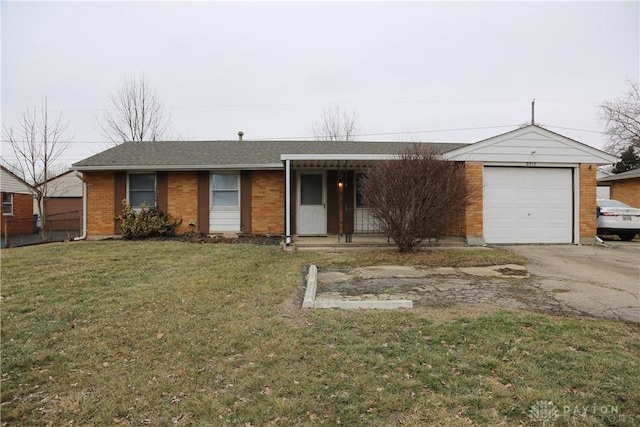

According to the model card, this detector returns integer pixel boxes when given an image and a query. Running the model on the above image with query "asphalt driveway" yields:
[504,242,640,323]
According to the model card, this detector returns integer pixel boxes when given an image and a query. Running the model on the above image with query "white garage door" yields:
[483,167,573,244]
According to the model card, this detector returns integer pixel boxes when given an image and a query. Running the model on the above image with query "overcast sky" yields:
[2,1,638,168]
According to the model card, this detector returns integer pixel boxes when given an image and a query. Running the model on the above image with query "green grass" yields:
[1,241,638,426]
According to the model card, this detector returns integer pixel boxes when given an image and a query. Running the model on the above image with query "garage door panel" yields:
[483,167,573,244]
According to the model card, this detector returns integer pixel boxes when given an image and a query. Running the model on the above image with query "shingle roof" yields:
[71,140,468,171]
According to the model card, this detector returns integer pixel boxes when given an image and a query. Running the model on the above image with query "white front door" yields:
[298,173,326,235]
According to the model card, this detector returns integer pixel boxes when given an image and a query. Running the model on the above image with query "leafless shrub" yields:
[360,144,470,252]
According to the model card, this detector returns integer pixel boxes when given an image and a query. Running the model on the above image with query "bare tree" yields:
[3,99,71,239]
[601,79,640,155]
[98,74,172,144]
[360,145,470,252]
[312,106,360,141]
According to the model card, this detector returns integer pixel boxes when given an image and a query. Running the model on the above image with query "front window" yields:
[129,174,156,208]
[2,193,13,215]
[212,174,239,208]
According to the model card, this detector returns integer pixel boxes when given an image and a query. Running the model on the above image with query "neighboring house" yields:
[35,171,84,231]
[1,165,35,236]
[71,125,617,245]
[597,168,640,208]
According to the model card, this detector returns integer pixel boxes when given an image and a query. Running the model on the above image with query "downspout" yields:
[285,159,292,245]
[73,179,88,241]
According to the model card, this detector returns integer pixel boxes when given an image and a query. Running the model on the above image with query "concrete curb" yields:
[302,265,317,308]
[314,300,414,310]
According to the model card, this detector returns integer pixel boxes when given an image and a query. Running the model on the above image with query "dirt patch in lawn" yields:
[314,266,585,318]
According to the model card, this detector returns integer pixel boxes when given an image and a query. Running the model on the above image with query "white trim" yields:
[285,160,292,244]
[481,162,580,168]
[71,163,283,172]
[281,154,397,161]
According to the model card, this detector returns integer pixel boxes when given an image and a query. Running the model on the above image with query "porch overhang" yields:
[280,153,398,169]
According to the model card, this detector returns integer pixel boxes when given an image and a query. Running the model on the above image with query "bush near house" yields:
[361,145,471,252]
[116,200,181,239]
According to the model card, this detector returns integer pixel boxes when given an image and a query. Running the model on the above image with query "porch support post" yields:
[285,159,292,245]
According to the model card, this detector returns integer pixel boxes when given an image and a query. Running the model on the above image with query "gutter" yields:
[73,179,88,241]
[69,163,284,172]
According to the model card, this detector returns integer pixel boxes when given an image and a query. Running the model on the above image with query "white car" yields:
[596,199,640,241]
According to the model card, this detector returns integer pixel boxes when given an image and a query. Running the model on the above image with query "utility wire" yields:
[0,124,522,144]
[0,124,605,148]
[1,97,601,114]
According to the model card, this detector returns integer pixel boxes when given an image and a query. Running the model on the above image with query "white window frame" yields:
[2,192,14,216]
[211,172,240,210]
[127,173,156,209]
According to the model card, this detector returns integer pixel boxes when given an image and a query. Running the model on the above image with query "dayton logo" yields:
[528,400,559,426]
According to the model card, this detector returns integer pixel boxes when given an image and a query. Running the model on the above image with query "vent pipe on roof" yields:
[238,131,244,141]
[531,99,535,126]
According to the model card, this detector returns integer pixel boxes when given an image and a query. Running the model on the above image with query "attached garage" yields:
[483,167,573,244]
[445,125,618,245]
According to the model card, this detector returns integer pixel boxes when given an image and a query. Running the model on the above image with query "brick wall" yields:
[167,172,199,234]
[85,172,116,236]
[464,162,484,238]
[251,171,284,234]
[610,179,640,208]
[579,164,597,241]
[1,192,34,235]
[439,162,469,237]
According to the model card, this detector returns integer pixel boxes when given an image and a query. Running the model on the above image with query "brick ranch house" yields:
[71,125,617,246]
[597,168,640,208]
[1,165,35,236]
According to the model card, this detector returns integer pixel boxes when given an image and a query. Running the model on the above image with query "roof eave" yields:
[598,174,640,183]
[70,163,284,172]
[280,153,399,161]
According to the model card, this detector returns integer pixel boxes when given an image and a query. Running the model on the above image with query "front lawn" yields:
[1,241,638,426]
